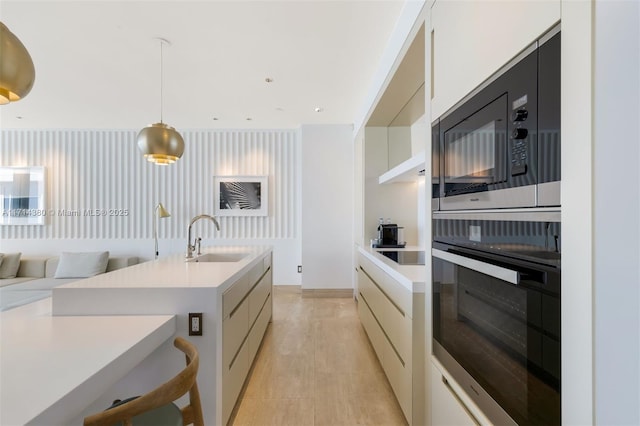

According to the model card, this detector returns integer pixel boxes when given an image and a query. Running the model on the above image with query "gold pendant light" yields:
[0,22,36,104]
[137,38,184,165]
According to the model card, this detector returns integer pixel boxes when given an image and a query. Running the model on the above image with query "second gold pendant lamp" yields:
[137,38,184,165]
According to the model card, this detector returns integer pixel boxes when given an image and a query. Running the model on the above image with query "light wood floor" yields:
[230,286,408,426]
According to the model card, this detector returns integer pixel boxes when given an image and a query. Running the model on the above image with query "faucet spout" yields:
[186,214,220,258]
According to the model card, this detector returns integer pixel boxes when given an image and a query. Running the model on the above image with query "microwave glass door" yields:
[443,94,508,196]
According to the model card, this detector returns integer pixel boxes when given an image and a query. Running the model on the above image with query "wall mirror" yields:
[0,166,46,225]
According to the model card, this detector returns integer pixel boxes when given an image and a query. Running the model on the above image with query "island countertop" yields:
[0,298,176,426]
[56,245,272,290]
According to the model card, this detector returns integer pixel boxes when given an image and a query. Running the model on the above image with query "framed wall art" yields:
[0,166,46,225]
[214,176,268,216]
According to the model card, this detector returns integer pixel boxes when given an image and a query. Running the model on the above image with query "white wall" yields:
[0,129,302,285]
[300,124,354,290]
[593,1,640,423]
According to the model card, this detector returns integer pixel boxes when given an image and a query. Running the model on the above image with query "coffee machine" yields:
[373,222,405,248]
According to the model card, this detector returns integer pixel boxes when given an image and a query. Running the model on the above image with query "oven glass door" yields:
[443,94,508,197]
[432,244,560,425]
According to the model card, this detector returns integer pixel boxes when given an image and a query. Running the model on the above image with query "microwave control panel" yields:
[510,94,529,176]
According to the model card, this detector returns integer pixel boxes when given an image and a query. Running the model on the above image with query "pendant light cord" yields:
[159,40,164,123]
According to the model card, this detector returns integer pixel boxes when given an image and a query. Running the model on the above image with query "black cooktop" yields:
[379,250,425,265]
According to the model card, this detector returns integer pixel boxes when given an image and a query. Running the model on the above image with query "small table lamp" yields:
[154,203,171,259]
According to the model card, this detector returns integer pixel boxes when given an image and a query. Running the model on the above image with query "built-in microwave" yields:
[432,26,560,210]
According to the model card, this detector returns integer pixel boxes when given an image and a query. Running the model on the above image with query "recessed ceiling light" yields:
[314,107,324,113]
[265,77,274,83]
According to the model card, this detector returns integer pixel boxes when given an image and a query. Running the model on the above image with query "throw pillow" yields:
[54,251,110,278]
[0,252,22,279]
[0,253,4,268]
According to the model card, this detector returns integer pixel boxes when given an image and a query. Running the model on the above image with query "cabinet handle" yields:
[432,248,520,285]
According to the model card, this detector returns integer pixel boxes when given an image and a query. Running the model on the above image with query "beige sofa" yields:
[0,255,138,311]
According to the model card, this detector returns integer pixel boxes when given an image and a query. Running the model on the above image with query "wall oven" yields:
[432,26,560,210]
[432,212,561,425]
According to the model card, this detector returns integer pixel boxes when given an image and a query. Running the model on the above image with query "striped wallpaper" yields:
[0,129,300,240]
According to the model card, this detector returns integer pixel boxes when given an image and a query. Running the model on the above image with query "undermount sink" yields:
[186,253,249,263]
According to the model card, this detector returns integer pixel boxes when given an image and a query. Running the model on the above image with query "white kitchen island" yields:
[52,245,273,426]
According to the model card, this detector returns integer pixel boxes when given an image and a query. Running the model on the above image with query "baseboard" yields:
[301,288,354,298]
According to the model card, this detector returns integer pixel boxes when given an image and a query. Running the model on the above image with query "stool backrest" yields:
[83,337,204,426]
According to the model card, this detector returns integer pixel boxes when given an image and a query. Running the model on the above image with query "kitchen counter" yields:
[0,298,176,425]
[358,245,426,293]
[55,245,270,290]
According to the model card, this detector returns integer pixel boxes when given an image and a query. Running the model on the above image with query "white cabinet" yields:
[430,0,560,119]
[430,361,481,426]
[221,253,273,424]
[357,252,424,425]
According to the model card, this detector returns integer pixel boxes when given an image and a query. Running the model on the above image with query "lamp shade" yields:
[137,122,185,165]
[0,22,35,104]
[156,202,171,218]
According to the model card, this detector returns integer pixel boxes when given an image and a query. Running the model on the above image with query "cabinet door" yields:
[223,274,250,318]
[249,268,271,326]
[223,340,249,425]
[248,292,272,364]
[431,0,560,119]
[430,362,478,426]
[223,297,249,369]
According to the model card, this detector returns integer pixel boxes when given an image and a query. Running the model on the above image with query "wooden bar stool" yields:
[83,337,204,426]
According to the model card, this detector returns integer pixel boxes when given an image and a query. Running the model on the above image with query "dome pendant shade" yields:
[137,122,185,165]
[0,22,36,104]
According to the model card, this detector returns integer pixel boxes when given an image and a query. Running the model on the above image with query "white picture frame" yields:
[0,166,46,225]
[214,176,268,217]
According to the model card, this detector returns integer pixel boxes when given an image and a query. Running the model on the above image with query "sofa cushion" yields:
[16,257,49,278]
[0,253,22,279]
[106,256,139,272]
[54,251,110,278]
[0,253,3,267]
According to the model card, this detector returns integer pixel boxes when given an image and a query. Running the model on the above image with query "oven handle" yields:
[432,248,520,285]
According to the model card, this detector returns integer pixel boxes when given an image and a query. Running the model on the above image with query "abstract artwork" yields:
[214,176,268,216]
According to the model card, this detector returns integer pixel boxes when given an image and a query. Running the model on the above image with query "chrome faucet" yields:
[186,214,220,258]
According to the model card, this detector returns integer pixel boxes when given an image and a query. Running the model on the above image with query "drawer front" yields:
[358,254,412,317]
[248,261,264,288]
[248,292,272,364]
[263,253,272,271]
[222,339,249,425]
[358,292,384,363]
[360,266,411,362]
[431,362,480,426]
[383,333,411,423]
[223,274,250,318]
[249,268,271,326]
[223,297,249,368]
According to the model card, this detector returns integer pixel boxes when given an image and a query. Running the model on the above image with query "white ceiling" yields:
[0,0,406,130]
